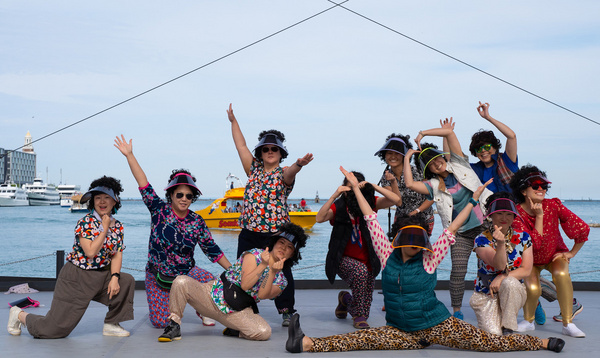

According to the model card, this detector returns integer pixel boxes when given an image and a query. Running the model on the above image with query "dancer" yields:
[115,135,232,328]
[7,176,135,338]
[404,119,492,319]
[375,133,434,235]
[510,165,587,338]
[469,101,519,194]
[470,191,533,335]
[316,169,400,329]
[227,103,313,326]
[158,222,308,342]
[286,171,564,354]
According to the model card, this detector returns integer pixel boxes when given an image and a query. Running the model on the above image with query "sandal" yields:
[335,291,350,319]
[353,316,370,329]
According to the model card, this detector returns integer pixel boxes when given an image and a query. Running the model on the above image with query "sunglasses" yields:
[530,183,548,191]
[476,144,493,153]
[262,146,279,153]
[175,192,194,200]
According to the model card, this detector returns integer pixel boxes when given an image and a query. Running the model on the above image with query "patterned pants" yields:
[310,317,542,352]
[449,228,481,308]
[336,256,375,319]
[145,266,215,328]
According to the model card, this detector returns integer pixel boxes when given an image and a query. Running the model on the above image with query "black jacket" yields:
[325,196,381,284]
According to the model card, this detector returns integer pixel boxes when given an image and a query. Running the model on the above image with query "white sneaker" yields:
[7,306,22,336]
[102,323,130,337]
[562,323,586,338]
[516,320,535,332]
[201,316,216,326]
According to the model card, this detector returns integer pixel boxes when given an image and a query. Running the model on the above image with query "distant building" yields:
[0,131,37,185]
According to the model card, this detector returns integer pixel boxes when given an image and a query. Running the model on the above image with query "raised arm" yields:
[282,153,314,186]
[114,135,148,188]
[227,103,254,176]
[403,149,430,195]
[315,185,350,223]
[372,182,401,210]
[446,178,493,235]
[415,118,465,157]
[477,101,517,162]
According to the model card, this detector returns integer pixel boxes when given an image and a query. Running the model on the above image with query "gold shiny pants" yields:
[523,258,573,325]
[470,276,527,335]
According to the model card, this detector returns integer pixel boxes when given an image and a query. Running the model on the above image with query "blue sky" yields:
[1,1,599,200]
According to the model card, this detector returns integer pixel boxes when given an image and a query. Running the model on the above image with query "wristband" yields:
[415,208,421,213]
[295,162,303,168]
[111,272,121,279]
[469,198,479,206]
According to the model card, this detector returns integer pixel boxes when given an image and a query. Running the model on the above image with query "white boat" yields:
[57,184,81,207]
[23,178,60,206]
[0,183,29,207]
[69,193,88,213]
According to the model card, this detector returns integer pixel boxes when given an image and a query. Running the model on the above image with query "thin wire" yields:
[327,0,599,126]
[0,1,350,160]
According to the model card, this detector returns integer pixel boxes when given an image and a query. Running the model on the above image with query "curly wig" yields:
[86,176,124,213]
[509,164,549,204]
[267,222,309,269]
[166,169,200,204]
[469,130,502,157]
[254,129,288,162]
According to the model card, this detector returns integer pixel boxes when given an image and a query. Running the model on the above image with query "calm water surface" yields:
[1,199,598,281]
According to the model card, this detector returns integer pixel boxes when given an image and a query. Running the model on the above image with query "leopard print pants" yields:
[310,316,542,352]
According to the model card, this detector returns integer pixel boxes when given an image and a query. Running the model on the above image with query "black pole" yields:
[56,250,64,279]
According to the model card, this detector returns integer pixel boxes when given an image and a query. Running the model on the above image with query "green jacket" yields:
[382,250,450,332]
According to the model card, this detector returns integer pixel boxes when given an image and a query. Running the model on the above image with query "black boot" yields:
[547,337,565,353]
[285,313,305,353]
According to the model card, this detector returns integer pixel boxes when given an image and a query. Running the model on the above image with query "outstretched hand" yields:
[440,117,455,130]
[477,101,491,119]
[114,135,133,157]
[297,153,314,167]
[472,178,493,202]
[340,166,358,188]
[226,103,236,123]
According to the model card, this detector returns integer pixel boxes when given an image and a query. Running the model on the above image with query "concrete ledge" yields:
[3,276,600,291]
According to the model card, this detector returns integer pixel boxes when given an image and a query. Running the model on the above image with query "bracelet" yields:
[295,162,303,168]
[111,272,121,279]
[415,208,421,213]
[469,198,479,206]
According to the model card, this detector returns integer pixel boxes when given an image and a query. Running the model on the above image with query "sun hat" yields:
[80,186,119,204]
[254,133,288,157]
[391,225,433,253]
[164,173,202,195]
[374,138,408,157]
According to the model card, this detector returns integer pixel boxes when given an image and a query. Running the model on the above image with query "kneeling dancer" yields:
[159,222,307,342]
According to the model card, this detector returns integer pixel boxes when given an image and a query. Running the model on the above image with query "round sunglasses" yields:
[175,192,194,200]
[262,146,279,153]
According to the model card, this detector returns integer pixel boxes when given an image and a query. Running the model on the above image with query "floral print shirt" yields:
[140,183,224,277]
[513,198,589,266]
[379,166,434,226]
[239,159,294,233]
[211,248,287,314]
[67,213,125,270]
[473,229,531,294]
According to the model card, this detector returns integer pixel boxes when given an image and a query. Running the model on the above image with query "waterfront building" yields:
[0,131,37,185]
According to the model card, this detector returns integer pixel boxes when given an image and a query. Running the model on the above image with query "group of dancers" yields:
[7,102,587,354]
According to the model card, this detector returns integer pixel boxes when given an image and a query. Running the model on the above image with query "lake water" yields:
[1,199,598,282]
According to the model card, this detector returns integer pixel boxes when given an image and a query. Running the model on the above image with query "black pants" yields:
[237,229,295,315]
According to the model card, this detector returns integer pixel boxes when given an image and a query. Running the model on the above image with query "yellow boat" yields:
[195,187,317,230]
